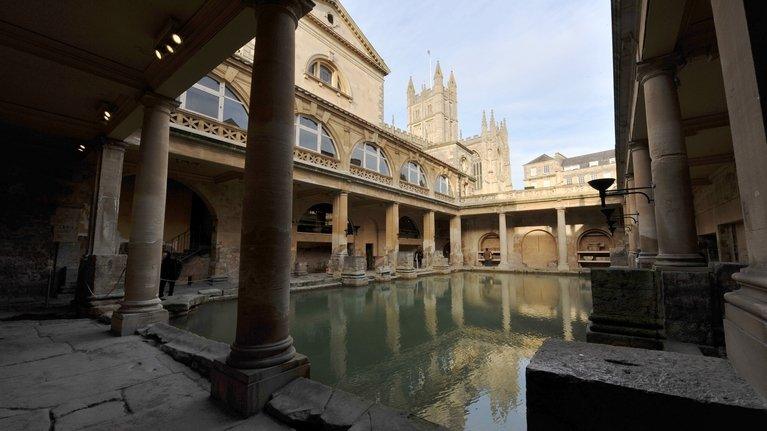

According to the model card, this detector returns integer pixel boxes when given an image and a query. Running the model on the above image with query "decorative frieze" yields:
[400,181,429,196]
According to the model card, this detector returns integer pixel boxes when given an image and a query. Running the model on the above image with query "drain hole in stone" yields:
[604,358,640,367]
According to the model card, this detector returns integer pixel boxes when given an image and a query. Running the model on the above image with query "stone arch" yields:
[304,53,352,96]
[577,229,613,251]
[521,229,557,269]
[350,140,393,176]
[399,159,429,189]
[294,113,341,159]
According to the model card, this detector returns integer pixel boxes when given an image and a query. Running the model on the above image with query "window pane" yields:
[365,155,377,171]
[185,87,219,119]
[298,129,317,150]
[365,143,377,156]
[380,160,390,176]
[224,86,240,101]
[223,99,248,128]
[299,116,318,130]
[319,65,333,84]
[198,76,220,91]
[320,135,335,157]
[351,146,363,166]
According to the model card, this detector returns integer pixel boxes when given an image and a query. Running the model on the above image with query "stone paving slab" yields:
[0,319,289,430]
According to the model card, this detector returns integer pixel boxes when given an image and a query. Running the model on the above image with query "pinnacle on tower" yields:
[489,109,497,133]
[448,70,457,90]
[433,61,444,88]
[407,76,415,101]
[481,110,488,134]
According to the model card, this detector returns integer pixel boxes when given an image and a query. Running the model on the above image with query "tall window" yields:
[295,115,336,157]
[179,75,248,128]
[351,142,390,176]
[436,175,452,195]
[474,161,483,189]
[543,164,551,174]
[307,60,339,88]
[400,161,427,188]
[566,177,573,185]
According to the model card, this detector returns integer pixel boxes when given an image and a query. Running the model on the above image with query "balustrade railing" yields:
[170,110,247,146]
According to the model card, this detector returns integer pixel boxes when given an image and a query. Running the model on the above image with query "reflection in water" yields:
[174,272,591,430]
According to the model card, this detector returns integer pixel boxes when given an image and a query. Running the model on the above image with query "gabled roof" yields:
[311,0,391,75]
[562,149,615,167]
[524,154,554,165]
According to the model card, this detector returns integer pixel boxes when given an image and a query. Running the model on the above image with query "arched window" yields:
[473,160,483,189]
[400,161,427,188]
[399,216,420,239]
[295,115,336,157]
[307,60,339,88]
[436,175,452,195]
[351,142,390,176]
[179,75,248,128]
[297,203,333,234]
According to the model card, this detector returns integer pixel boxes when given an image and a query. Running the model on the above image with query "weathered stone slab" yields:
[138,323,229,376]
[123,372,204,413]
[350,403,447,431]
[197,288,222,297]
[0,339,72,367]
[51,390,122,418]
[56,400,127,431]
[526,339,767,430]
[342,256,369,286]
[0,408,50,431]
[321,385,374,427]
[266,377,333,425]
[161,294,207,314]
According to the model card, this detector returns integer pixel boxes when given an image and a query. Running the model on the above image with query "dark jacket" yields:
[161,254,183,281]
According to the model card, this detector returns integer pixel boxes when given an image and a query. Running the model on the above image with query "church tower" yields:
[406,61,459,143]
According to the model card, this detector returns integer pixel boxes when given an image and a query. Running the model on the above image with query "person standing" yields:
[159,251,183,298]
[483,248,493,267]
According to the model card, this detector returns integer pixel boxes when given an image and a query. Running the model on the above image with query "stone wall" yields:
[0,124,93,299]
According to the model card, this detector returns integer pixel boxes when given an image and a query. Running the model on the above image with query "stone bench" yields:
[526,339,767,430]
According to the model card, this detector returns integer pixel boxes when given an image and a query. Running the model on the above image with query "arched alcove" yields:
[521,230,557,269]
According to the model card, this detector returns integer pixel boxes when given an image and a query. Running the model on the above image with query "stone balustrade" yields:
[293,147,340,170]
[400,181,429,196]
[170,109,247,146]
[349,165,393,185]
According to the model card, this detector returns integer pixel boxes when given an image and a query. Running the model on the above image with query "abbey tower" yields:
[407,62,512,193]
[406,62,459,143]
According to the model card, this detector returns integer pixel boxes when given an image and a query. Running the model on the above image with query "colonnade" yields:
[494,209,569,270]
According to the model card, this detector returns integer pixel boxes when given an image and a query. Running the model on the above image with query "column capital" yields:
[636,54,682,86]
[96,137,128,153]
[627,139,649,151]
[140,92,180,111]
[246,0,315,25]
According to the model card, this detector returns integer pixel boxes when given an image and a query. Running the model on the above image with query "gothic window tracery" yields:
[295,115,337,157]
[179,75,248,128]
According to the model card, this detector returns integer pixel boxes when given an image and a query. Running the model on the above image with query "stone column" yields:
[624,174,638,264]
[638,60,704,267]
[422,210,435,269]
[499,212,509,268]
[80,140,128,304]
[210,0,313,417]
[385,202,399,269]
[329,191,348,275]
[449,215,463,267]
[110,94,177,336]
[556,208,569,271]
[629,139,658,267]
[712,0,767,399]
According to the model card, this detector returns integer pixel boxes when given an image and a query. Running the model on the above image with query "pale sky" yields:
[343,0,615,188]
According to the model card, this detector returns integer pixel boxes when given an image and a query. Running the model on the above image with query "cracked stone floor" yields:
[0,318,288,430]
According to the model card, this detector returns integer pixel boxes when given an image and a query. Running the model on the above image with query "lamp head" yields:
[588,178,615,193]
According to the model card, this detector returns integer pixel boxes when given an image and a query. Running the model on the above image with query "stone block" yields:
[293,261,308,276]
[138,323,229,376]
[0,408,50,431]
[210,354,310,417]
[162,294,207,314]
[710,262,746,346]
[610,247,628,266]
[587,268,663,348]
[660,268,714,345]
[526,339,767,430]
[198,288,223,297]
[342,256,368,286]
[397,251,416,279]
[110,308,169,336]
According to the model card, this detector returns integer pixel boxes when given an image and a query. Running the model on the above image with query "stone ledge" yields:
[526,339,767,430]
[138,323,229,377]
[267,377,447,430]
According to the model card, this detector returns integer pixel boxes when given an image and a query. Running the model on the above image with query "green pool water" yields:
[173,272,592,430]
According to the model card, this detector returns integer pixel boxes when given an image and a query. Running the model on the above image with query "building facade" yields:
[523,150,616,189]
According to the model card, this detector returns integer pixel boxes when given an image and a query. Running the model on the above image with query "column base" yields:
[210,353,310,417]
[450,253,464,268]
[557,265,570,272]
[110,307,168,336]
[653,253,706,268]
